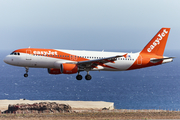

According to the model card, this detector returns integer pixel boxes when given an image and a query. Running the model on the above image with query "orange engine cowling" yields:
[48,68,61,74]
[60,63,78,74]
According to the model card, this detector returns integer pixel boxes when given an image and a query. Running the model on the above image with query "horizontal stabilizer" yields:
[150,57,175,63]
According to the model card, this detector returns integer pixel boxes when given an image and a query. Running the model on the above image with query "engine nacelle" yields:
[48,68,61,74]
[60,63,78,74]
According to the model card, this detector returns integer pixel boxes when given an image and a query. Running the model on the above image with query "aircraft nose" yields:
[3,55,11,64]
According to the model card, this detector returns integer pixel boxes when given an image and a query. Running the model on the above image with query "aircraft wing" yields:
[76,54,127,70]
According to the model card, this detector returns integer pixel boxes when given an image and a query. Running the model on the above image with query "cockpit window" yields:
[10,52,20,55]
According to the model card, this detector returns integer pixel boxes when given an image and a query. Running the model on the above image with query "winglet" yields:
[123,53,128,58]
[140,28,170,56]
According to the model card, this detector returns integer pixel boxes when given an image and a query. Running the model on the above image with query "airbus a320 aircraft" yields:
[4,28,174,80]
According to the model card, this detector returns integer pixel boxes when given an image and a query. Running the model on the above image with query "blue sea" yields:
[0,50,179,110]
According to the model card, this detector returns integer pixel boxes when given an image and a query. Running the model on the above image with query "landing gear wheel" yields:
[76,75,83,80]
[24,67,29,77]
[24,73,28,77]
[85,75,92,80]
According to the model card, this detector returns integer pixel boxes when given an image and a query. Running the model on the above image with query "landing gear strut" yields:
[76,72,82,80]
[24,67,29,77]
[85,71,92,80]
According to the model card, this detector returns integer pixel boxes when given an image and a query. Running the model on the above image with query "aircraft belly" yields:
[32,57,55,68]
[17,56,54,68]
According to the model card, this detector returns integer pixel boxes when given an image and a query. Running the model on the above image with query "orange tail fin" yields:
[140,28,170,56]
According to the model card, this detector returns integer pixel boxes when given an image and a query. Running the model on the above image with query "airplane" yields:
[3,28,174,80]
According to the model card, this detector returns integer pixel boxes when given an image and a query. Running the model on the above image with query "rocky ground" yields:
[1,109,180,120]
[5,102,72,114]
[1,102,180,119]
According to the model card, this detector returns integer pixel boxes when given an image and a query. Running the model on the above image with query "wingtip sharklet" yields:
[123,53,128,58]
[116,53,127,58]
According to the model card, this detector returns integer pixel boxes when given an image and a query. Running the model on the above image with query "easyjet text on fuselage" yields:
[33,51,58,55]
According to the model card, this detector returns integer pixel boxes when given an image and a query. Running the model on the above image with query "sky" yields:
[0,0,180,52]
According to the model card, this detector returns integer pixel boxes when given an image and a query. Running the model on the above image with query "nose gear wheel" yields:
[24,67,29,77]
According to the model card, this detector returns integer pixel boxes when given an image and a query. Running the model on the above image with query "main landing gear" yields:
[76,71,92,80]
[85,71,92,80]
[24,67,29,77]
[76,72,83,80]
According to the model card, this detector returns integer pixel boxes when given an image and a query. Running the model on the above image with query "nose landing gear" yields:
[24,67,29,77]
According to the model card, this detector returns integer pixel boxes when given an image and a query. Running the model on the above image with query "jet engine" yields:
[48,68,61,74]
[60,63,78,74]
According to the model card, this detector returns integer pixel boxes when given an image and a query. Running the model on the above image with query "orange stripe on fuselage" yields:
[14,48,89,62]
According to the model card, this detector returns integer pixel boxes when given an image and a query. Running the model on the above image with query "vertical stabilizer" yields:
[140,28,170,56]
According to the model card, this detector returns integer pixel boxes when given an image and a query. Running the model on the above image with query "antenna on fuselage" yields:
[29,46,31,48]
